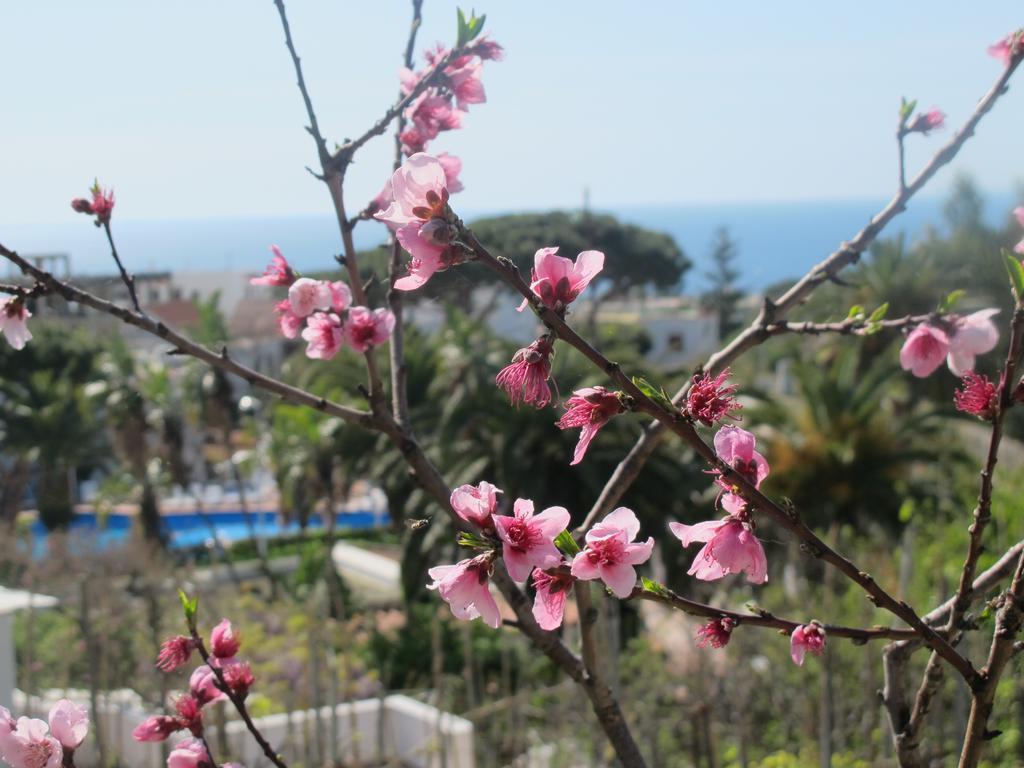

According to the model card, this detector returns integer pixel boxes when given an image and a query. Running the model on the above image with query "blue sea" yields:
[3,194,1016,293]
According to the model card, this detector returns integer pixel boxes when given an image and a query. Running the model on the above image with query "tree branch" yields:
[581,55,1022,534]
[462,228,978,685]
[0,243,375,429]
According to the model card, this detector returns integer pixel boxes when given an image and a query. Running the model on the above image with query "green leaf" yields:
[631,376,675,412]
[641,577,668,597]
[899,97,917,122]
[937,290,965,314]
[457,531,492,550]
[846,304,865,320]
[1002,250,1024,304]
[456,8,485,47]
[177,589,198,630]
[868,302,889,323]
[555,530,581,556]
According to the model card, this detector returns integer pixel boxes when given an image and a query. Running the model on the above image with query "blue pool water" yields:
[26,509,387,557]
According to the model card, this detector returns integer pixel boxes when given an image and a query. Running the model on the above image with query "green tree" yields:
[700,227,744,339]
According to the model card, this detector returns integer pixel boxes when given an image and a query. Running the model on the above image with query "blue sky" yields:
[1,2,1021,226]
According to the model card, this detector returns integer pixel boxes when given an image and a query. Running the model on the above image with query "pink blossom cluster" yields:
[0,700,89,768]
[70,182,115,226]
[495,247,607,413]
[376,154,466,290]
[899,309,999,378]
[396,36,502,157]
[435,482,653,631]
[250,245,394,359]
[134,619,251,768]
[670,426,770,585]
[0,297,32,350]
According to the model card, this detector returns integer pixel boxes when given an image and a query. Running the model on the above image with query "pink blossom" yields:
[1,705,14,734]
[408,93,463,143]
[955,372,998,419]
[899,324,950,377]
[132,715,182,743]
[47,700,88,751]
[467,36,504,61]
[399,126,429,156]
[989,31,1023,66]
[275,299,304,339]
[173,695,204,737]
[493,498,570,582]
[301,312,344,360]
[157,635,196,672]
[435,152,464,194]
[947,309,1000,376]
[790,622,827,666]
[2,717,62,768]
[210,619,241,659]
[329,281,352,312]
[495,337,555,408]
[570,507,654,598]
[375,154,449,229]
[669,517,768,584]
[250,245,295,287]
[288,278,333,318]
[446,59,486,110]
[167,737,212,768]
[517,247,604,312]
[189,665,227,706]
[89,184,115,225]
[222,661,255,699]
[687,368,741,426]
[370,178,393,216]
[450,481,502,529]
[907,108,945,134]
[427,555,501,628]
[343,307,395,352]
[713,426,769,515]
[0,298,33,350]
[531,569,574,631]
[696,617,735,649]
[556,386,624,465]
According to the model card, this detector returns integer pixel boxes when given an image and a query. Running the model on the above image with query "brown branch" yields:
[387,0,423,431]
[0,281,46,299]
[959,550,1024,767]
[0,243,375,429]
[633,585,919,642]
[462,229,978,685]
[272,0,331,171]
[763,313,936,337]
[580,54,1022,535]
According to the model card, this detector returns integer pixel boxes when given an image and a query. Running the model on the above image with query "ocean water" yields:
[3,194,1015,293]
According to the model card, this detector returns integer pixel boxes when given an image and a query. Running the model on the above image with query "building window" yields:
[667,334,684,352]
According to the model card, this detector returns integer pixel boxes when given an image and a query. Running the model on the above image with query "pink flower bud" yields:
[223,662,255,700]
[47,699,89,750]
[210,619,241,658]
[133,715,183,743]
[70,198,94,214]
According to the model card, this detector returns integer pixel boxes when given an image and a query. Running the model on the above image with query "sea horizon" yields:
[3,192,1017,294]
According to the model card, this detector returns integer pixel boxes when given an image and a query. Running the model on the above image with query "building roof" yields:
[0,587,58,615]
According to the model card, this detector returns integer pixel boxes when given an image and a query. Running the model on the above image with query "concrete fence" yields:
[11,689,474,768]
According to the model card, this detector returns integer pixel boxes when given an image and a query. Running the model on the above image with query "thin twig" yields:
[580,55,1022,535]
[0,243,375,429]
[633,585,919,642]
[763,313,937,337]
[103,221,142,313]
